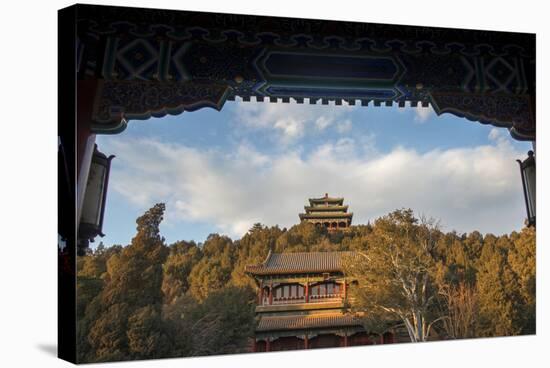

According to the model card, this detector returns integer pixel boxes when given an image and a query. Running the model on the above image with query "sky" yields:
[95,98,532,247]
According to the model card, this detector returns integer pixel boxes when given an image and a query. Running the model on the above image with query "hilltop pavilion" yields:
[299,194,353,232]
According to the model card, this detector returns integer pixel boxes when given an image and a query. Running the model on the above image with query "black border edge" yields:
[58,4,77,364]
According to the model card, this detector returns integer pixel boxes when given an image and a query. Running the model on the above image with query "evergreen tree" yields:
[275,221,325,252]
[230,224,282,288]
[187,287,256,356]
[476,234,523,337]
[85,203,170,362]
[162,240,202,304]
[508,227,536,334]
[188,234,235,301]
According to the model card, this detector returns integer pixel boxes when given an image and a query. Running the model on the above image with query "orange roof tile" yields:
[245,251,359,276]
[257,313,362,331]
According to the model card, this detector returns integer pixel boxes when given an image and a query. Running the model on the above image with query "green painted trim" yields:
[90,118,128,135]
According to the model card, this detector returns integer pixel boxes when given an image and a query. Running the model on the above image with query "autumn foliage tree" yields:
[344,209,443,342]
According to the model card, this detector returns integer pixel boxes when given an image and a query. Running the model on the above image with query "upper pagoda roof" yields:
[309,193,344,206]
[245,251,360,276]
[299,212,353,220]
[304,205,348,212]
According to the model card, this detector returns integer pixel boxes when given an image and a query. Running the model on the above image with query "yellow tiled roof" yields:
[309,197,344,205]
[299,212,353,219]
[257,313,362,331]
[245,251,359,275]
[304,205,348,212]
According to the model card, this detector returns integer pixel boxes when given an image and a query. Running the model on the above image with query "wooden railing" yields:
[262,294,343,306]
[308,293,343,303]
[272,296,306,305]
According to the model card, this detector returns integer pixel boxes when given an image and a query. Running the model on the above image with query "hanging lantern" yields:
[79,145,115,245]
[517,150,536,227]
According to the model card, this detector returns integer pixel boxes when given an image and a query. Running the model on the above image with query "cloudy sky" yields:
[96,99,532,246]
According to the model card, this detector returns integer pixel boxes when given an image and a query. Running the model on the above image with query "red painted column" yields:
[76,80,98,173]
[76,80,99,225]
[380,335,384,344]
[343,280,347,300]
[266,339,271,352]
[344,334,348,347]
[259,287,263,305]
[269,286,273,305]
[305,283,309,303]
[304,335,309,349]
[253,339,257,352]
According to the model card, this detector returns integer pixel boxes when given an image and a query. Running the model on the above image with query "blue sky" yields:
[96,99,531,247]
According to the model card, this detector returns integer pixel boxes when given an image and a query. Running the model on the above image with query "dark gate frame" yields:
[58,4,535,363]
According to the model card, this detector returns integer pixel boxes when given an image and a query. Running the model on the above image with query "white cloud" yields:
[414,105,436,123]
[232,100,357,143]
[336,119,353,133]
[488,127,512,146]
[314,116,332,131]
[488,128,501,141]
[103,129,527,239]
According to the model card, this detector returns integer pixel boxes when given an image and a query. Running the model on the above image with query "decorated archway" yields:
[72,5,534,136]
[67,4,535,231]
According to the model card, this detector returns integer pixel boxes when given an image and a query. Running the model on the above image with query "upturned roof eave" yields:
[245,251,359,276]
[304,205,349,212]
[309,198,344,206]
[299,212,354,219]
[257,313,364,332]
[244,267,345,276]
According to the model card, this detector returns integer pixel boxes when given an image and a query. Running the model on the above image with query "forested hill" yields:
[76,203,535,363]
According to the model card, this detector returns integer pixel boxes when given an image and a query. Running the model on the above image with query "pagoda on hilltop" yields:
[299,193,353,232]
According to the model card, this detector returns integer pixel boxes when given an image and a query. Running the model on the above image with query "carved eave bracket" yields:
[430,92,535,141]
[76,5,535,141]
[90,79,231,134]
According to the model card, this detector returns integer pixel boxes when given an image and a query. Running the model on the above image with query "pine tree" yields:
[187,287,255,356]
[188,234,235,301]
[85,203,170,362]
[508,227,536,334]
[230,224,282,288]
[476,235,523,336]
[162,240,202,304]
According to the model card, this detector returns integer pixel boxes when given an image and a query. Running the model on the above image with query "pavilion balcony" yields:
[256,300,345,313]
[308,294,343,303]
[262,293,344,307]
[272,296,307,305]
